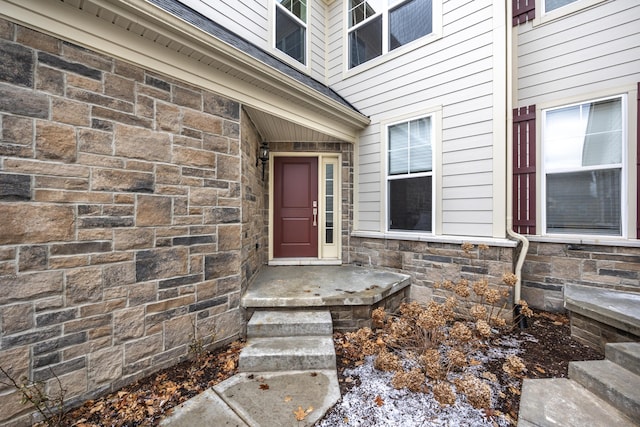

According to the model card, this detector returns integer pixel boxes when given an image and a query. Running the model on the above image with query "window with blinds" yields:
[387,116,434,232]
[543,96,625,236]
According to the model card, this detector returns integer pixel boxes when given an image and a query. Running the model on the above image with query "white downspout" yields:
[505,1,529,304]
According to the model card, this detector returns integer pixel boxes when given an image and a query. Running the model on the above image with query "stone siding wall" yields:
[348,238,516,314]
[521,242,640,312]
[240,111,267,298]
[0,20,260,425]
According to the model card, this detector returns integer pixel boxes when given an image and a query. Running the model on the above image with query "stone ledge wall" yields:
[348,238,516,315]
[570,312,638,354]
[0,20,261,425]
[521,242,640,312]
[244,286,409,333]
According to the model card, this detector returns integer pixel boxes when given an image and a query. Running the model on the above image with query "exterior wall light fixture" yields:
[257,141,269,180]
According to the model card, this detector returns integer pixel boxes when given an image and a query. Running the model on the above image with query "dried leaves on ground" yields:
[63,341,243,426]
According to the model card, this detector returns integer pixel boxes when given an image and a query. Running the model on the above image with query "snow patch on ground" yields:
[318,337,526,427]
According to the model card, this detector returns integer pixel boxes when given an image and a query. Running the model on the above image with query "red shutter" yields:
[637,83,640,238]
[513,105,536,234]
[513,0,535,26]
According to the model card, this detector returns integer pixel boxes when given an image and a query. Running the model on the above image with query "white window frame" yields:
[542,0,579,14]
[384,113,436,234]
[541,94,628,238]
[271,0,309,70]
[345,0,442,74]
[534,0,608,25]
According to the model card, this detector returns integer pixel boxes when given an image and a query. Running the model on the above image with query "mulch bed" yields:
[54,312,600,426]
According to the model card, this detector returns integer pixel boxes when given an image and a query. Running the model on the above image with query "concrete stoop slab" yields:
[239,336,336,372]
[247,311,333,337]
[518,378,637,426]
[214,370,341,427]
[564,284,640,337]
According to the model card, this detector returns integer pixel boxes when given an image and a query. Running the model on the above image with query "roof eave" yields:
[105,0,369,130]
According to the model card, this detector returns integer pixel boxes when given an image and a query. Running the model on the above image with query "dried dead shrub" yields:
[446,349,467,369]
[454,375,492,409]
[343,327,377,360]
[372,307,387,328]
[502,354,527,377]
[341,243,534,412]
[450,321,473,342]
[421,349,444,380]
[374,348,401,372]
[391,368,425,392]
[433,382,456,406]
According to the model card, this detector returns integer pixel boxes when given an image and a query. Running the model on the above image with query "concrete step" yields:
[569,359,640,422]
[239,336,336,372]
[518,378,637,426]
[606,342,640,377]
[247,311,333,338]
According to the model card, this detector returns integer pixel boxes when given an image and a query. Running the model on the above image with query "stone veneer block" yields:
[35,121,77,162]
[0,203,74,244]
[0,82,49,118]
[135,194,172,226]
[136,247,188,282]
[114,124,171,161]
[204,252,241,280]
[0,173,31,200]
[0,40,34,87]
[0,271,63,304]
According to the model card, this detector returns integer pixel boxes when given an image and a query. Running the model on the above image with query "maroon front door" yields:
[273,157,318,258]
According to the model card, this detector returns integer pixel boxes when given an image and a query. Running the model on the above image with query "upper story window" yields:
[348,0,433,69]
[544,0,579,13]
[387,115,434,232]
[275,0,307,64]
[542,96,626,236]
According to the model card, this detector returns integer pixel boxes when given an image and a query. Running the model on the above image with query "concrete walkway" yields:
[160,370,340,427]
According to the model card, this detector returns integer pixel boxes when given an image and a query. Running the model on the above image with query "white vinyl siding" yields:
[309,1,328,82]
[177,0,268,47]
[517,0,640,107]
[336,0,496,237]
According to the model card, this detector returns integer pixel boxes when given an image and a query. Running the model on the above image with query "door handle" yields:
[312,200,317,227]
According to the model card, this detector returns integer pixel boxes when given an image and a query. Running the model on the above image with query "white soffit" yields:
[244,106,346,143]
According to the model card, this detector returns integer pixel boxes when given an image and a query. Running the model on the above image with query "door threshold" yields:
[269,258,342,266]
